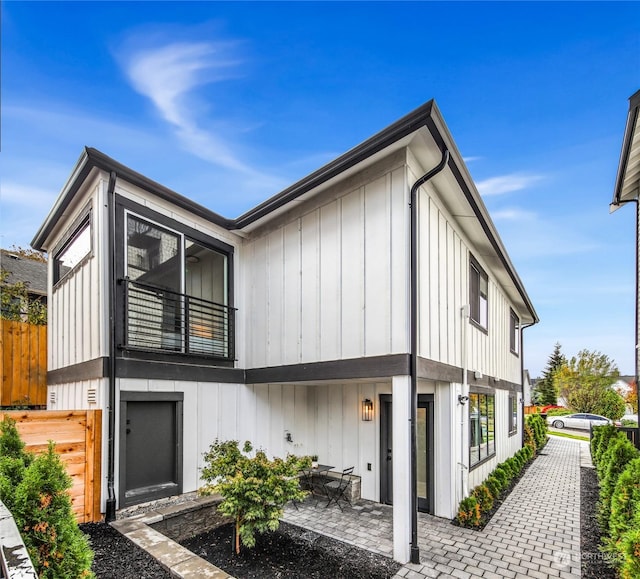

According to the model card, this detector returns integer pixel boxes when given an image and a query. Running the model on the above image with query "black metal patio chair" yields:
[324,466,354,511]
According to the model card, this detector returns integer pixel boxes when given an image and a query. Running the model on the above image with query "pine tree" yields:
[534,343,567,406]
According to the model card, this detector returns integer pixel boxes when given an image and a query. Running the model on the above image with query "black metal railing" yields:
[122,278,235,361]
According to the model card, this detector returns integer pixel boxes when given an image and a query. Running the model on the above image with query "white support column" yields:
[392,375,411,563]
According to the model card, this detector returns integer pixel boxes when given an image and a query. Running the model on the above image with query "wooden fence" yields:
[0,320,47,407]
[0,410,102,523]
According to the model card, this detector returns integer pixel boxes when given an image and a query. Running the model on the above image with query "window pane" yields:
[487,396,495,457]
[127,215,181,292]
[469,393,481,466]
[55,219,91,280]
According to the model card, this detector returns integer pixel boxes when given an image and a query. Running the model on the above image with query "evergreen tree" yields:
[534,343,567,406]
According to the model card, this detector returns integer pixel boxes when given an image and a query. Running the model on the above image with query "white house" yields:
[31,100,538,563]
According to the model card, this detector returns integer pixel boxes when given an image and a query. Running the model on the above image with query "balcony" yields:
[122,278,235,362]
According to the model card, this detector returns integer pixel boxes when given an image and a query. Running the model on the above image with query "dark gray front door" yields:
[120,392,183,507]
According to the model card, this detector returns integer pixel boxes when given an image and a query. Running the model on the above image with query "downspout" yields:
[460,305,469,504]
[105,171,118,522]
[520,321,536,448]
[409,148,449,564]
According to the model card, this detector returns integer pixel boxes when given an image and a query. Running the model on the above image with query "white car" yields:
[547,413,612,430]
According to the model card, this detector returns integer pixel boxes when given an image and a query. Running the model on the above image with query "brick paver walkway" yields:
[283,437,585,578]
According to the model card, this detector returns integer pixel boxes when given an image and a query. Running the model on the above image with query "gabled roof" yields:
[31,100,538,324]
[0,249,48,296]
[612,89,640,206]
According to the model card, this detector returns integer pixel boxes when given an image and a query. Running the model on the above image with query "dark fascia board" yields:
[424,106,539,325]
[31,147,233,250]
[233,100,435,228]
[29,99,536,324]
[612,89,640,206]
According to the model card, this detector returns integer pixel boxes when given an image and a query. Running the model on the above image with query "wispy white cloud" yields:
[477,173,544,196]
[462,155,483,164]
[491,208,536,222]
[1,182,57,208]
[119,34,269,181]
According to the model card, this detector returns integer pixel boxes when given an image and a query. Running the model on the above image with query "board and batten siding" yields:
[48,177,107,371]
[416,179,522,385]
[243,165,409,368]
[116,378,388,503]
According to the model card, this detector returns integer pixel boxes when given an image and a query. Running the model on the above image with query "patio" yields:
[284,437,584,579]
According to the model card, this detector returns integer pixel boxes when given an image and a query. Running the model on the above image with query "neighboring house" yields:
[0,248,48,317]
[610,89,640,435]
[31,100,538,563]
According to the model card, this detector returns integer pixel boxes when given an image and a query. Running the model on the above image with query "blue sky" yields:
[1,1,639,377]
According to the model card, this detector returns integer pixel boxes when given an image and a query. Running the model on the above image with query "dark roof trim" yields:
[30,99,536,323]
[612,89,640,205]
[31,148,233,249]
[234,100,435,228]
[424,116,539,324]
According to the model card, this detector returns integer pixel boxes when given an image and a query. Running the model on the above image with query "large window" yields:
[510,309,519,355]
[469,256,488,331]
[508,393,518,435]
[124,212,233,360]
[469,392,495,467]
[53,213,92,284]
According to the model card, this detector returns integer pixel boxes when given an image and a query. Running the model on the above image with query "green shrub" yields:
[596,432,627,479]
[471,484,493,512]
[526,414,548,450]
[607,458,640,552]
[523,423,536,453]
[493,466,512,487]
[0,417,33,511]
[619,526,640,579]
[592,424,618,467]
[485,476,502,498]
[503,458,520,478]
[12,442,94,578]
[597,436,639,533]
[456,496,481,527]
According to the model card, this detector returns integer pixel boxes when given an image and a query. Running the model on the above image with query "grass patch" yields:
[549,430,589,441]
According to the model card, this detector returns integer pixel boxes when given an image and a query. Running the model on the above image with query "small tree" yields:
[11,441,94,578]
[0,269,47,325]
[0,417,34,511]
[200,439,309,554]
[533,343,566,405]
[554,350,623,418]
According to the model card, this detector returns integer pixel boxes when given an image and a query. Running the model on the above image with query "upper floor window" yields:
[469,255,488,331]
[510,309,519,355]
[53,212,92,284]
[124,212,233,360]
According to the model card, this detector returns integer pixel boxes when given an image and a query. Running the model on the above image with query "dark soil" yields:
[580,466,618,579]
[181,521,401,579]
[80,522,172,578]
[81,519,400,578]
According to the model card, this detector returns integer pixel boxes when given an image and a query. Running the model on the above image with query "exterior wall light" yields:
[362,398,374,421]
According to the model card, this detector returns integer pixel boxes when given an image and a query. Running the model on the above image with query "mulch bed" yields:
[81,522,173,578]
[181,521,401,579]
[580,466,618,579]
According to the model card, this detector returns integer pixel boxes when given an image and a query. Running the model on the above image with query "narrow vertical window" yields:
[510,309,519,355]
[508,393,518,435]
[469,255,488,331]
